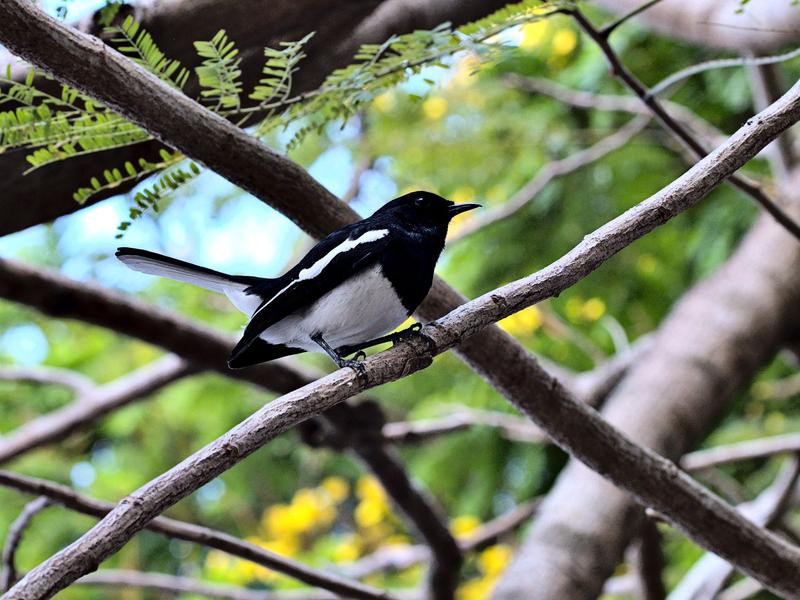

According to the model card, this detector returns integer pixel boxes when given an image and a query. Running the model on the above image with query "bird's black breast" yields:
[379,230,444,313]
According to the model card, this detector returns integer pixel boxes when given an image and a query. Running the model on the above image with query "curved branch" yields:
[0,497,51,591]
[0,355,191,465]
[569,7,800,243]
[450,116,650,242]
[0,471,394,600]
[10,74,800,597]
[682,434,800,472]
[0,366,94,396]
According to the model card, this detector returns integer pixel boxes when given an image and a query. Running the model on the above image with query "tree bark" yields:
[491,175,800,600]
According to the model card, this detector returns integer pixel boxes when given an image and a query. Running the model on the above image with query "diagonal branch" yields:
[0,355,192,465]
[0,497,51,591]
[568,7,800,242]
[0,366,94,396]
[668,457,800,600]
[0,471,395,600]
[450,116,650,242]
[10,75,800,597]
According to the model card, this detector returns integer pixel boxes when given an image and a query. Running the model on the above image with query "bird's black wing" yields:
[228,223,393,365]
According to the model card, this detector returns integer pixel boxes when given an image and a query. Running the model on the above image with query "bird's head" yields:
[376,191,480,233]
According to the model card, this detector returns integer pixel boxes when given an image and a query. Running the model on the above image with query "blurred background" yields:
[1,1,799,598]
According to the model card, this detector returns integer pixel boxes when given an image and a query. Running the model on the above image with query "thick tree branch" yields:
[450,116,650,242]
[0,497,51,591]
[10,78,800,597]
[0,471,394,600]
[668,458,800,600]
[0,355,191,465]
[569,7,800,242]
[492,175,800,600]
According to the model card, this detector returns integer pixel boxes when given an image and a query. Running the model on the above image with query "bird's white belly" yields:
[259,264,409,353]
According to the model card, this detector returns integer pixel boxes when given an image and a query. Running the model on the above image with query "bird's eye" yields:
[414,197,429,208]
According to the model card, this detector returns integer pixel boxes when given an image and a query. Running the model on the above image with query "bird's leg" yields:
[312,333,368,384]
[337,323,425,356]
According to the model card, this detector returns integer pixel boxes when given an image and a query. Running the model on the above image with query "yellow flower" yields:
[565,297,584,323]
[450,515,481,537]
[499,306,542,337]
[373,92,395,113]
[422,96,448,120]
[458,577,493,600]
[581,297,606,322]
[332,534,362,562]
[321,476,349,503]
[520,20,549,49]
[357,476,387,503]
[355,498,386,528]
[552,29,578,56]
[478,544,512,576]
[637,253,658,275]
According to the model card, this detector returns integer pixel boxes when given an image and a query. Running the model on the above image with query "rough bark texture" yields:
[491,174,800,600]
[8,77,800,598]
[594,0,800,52]
[0,0,507,235]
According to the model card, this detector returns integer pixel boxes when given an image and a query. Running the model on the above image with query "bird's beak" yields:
[447,203,481,217]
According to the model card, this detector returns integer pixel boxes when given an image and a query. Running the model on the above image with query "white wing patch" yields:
[252,228,389,318]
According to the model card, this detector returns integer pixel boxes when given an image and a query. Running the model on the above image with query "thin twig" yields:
[650,46,800,98]
[636,517,667,600]
[75,569,347,600]
[599,0,665,37]
[0,355,192,465]
[682,433,800,471]
[450,116,650,242]
[569,7,800,243]
[0,366,94,395]
[505,74,725,146]
[0,471,395,600]
[459,498,540,551]
[0,496,51,591]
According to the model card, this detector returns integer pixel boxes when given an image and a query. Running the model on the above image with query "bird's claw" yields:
[353,350,367,362]
[340,357,368,385]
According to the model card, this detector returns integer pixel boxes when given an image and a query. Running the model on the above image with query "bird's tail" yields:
[116,247,265,314]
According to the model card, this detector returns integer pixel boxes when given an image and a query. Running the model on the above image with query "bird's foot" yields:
[389,322,423,346]
[335,353,368,385]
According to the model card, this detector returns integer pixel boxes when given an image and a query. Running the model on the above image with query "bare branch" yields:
[504,75,726,146]
[569,8,800,242]
[0,366,94,396]
[0,355,192,465]
[599,0,664,37]
[668,457,800,600]
[9,61,800,599]
[682,433,800,472]
[450,116,650,242]
[650,46,800,99]
[341,498,540,579]
[1,497,51,591]
[636,517,667,600]
[75,569,346,600]
[459,499,540,552]
[322,405,461,600]
[0,471,395,600]
[748,63,796,182]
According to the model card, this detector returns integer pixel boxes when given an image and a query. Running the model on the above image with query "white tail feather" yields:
[118,254,260,315]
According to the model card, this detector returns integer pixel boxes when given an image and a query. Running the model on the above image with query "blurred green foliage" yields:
[1,4,798,599]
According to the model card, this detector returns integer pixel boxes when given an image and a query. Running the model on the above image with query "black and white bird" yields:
[116,191,479,373]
